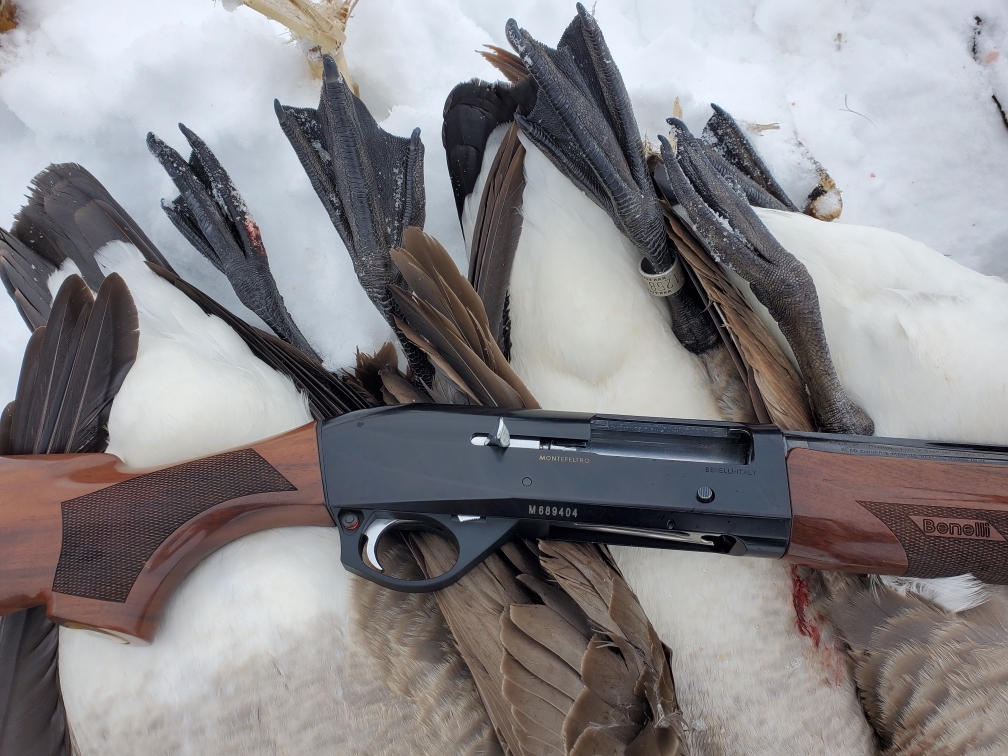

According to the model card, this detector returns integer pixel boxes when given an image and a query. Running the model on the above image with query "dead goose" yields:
[436,6,1008,754]
[0,165,497,754]
[0,98,684,753]
[0,2,1003,753]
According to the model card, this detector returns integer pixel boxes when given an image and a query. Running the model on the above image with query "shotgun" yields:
[2,404,1007,641]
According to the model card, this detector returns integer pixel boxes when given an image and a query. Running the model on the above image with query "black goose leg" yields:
[701,103,799,212]
[275,55,433,386]
[504,4,720,356]
[654,121,873,435]
[147,126,320,362]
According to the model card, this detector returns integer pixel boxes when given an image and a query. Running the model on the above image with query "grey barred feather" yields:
[830,581,1008,755]
[350,537,505,756]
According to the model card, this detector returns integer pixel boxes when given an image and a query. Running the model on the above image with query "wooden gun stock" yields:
[0,422,329,642]
[785,448,1008,583]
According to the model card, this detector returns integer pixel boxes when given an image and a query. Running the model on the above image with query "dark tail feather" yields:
[19,276,95,455]
[0,402,11,455]
[0,228,57,330]
[0,270,140,756]
[467,122,526,357]
[0,607,70,756]
[12,164,174,292]
[7,327,46,457]
[44,273,139,454]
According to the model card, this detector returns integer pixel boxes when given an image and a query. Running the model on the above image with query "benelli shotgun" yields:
[2,404,1008,641]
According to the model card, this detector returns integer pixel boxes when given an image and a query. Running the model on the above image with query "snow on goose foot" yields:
[146,125,320,362]
[655,122,874,435]
[274,54,432,385]
[504,4,722,359]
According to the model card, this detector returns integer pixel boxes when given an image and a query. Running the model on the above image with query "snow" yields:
[1,0,1006,407]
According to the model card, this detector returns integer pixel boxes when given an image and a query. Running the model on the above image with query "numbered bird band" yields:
[640,256,686,297]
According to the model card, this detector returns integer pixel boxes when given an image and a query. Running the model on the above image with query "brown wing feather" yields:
[1,270,140,756]
[480,46,530,83]
[389,228,537,409]
[663,205,815,432]
[468,123,526,355]
[385,225,684,755]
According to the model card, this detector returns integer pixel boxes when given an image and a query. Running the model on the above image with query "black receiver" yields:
[319,405,791,591]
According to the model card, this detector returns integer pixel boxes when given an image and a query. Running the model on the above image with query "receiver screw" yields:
[340,511,360,531]
[522,477,532,487]
[696,486,715,504]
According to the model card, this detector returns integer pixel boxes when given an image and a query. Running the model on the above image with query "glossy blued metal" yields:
[319,405,792,591]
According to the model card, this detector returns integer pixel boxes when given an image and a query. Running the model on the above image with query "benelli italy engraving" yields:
[705,466,755,476]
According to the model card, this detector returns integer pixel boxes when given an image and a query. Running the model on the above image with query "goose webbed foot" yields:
[504,5,666,270]
[654,120,873,435]
[146,125,321,362]
[505,4,720,355]
[274,54,432,385]
[701,103,799,212]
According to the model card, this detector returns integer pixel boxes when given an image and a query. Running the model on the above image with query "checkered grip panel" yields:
[860,500,1008,584]
[53,449,295,602]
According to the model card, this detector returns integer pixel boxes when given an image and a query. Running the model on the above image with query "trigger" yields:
[363,518,409,572]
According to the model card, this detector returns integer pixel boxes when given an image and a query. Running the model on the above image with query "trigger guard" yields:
[338,511,519,592]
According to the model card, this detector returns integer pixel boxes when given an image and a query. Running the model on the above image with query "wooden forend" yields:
[785,447,1008,583]
[0,422,329,641]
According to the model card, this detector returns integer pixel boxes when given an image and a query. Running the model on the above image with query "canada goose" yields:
[1,2,1008,753]
[0,161,501,755]
[435,7,1008,754]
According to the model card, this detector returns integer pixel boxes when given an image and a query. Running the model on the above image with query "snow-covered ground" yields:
[0,0,1005,406]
